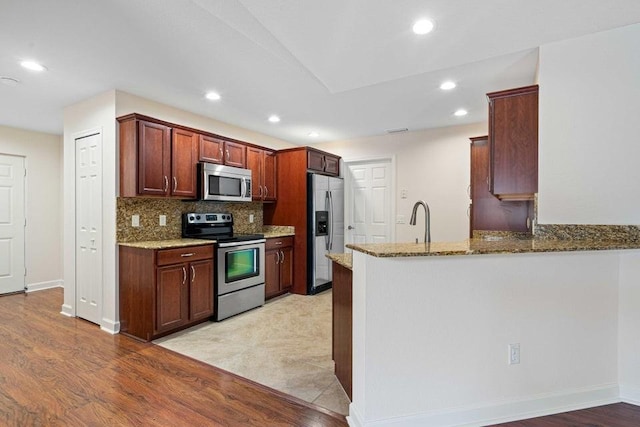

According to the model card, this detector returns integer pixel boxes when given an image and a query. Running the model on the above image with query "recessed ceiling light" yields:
[454,109,468,117]
[268,115,280,123]
[412,19,435,35]
[20,61,47,72]
[205,91,221,101]
[308,131,319,138]
[440,81,456,90]
[0,77,20,87]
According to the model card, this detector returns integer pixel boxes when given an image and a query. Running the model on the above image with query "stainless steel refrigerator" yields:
[307,173,344,294]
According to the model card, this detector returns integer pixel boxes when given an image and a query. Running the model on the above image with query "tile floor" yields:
[154,290,351,415]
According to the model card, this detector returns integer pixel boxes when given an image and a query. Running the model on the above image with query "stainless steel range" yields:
[182,212,265,321]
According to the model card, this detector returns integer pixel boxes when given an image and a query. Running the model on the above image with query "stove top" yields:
[182,212,264,243]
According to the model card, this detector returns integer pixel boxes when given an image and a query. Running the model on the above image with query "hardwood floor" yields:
[491,403,640,426]
[0,288,347,427]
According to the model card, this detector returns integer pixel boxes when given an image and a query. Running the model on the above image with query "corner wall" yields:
[0,126,62,290]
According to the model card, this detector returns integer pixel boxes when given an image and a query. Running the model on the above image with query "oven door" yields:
[216,240,265,295]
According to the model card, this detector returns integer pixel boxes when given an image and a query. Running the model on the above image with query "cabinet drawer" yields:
[156,245,213,266]
[266,236,293,250]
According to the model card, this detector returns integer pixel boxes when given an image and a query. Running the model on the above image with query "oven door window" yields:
[209,175,242,197]
[226,248,259,282]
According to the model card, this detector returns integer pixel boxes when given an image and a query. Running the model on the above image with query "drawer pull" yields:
[181,253,195,257]
[191,265,195,282]
[182,267,187,285]
[274,241,283,245]
[280,250,284,264]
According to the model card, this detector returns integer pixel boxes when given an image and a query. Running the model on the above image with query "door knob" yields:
[347,225,354,230]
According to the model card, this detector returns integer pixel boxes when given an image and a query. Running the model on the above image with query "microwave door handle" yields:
[241,177,247,198]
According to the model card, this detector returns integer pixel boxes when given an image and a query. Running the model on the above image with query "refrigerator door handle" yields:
[325,191,330,250]
[328,191,334,251]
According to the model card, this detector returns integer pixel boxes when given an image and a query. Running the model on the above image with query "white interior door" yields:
[76,133,102,324]
[345,160,392,248]
[0,154,25,294]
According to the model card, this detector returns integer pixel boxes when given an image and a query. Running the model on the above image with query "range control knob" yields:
[196,215,201,220]
[189,215,195,221]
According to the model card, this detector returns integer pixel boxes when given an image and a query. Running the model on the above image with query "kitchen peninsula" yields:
[344,234,640,427]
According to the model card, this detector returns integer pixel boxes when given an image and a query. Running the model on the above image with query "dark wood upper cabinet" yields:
[119,114,197,198]
[487,85,538,201]
[307,148,340,176]
[469,136,532,235]
[247,146,277,201]
[171,129,198,198]
[223,140,246,168]
[199,134,224,164]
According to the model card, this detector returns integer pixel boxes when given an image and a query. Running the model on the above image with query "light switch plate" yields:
[159,215,167,226]
[249,214,254,223]
[396,215,405,224]
[131,215,140,227]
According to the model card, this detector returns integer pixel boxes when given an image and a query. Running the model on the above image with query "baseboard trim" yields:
[26,280,63,293]
[60,304,74,317]
[620,384,640,405]
[100,318,120,335]
[347,384,619,427]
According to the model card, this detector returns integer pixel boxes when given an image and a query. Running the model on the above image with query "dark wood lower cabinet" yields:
[119,244,214,341]
[331,261,352,400]
[265,237,294,300]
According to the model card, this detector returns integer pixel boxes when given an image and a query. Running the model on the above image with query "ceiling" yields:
[1,0,640,144]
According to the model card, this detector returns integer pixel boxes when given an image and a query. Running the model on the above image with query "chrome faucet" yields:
[409,200,431,243]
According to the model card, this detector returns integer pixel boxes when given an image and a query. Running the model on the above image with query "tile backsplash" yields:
[117,198,264,242]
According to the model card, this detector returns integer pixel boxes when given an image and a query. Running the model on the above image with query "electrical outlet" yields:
[159,215,167,226]
[401,189,408,199]
[508,343,521,365]
[396,215,406,224]
[249,214,254,223]
[131,215,140,227]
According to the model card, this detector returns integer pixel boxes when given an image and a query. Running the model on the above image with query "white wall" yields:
[115,91,296,151]
[351,250,621,427]
[618,252,640,404]
[0,126,62,290]
[538,23,640,224]
[315,122,486,242]
[62,90,118,332]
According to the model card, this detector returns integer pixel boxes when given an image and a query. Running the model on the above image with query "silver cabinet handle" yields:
[280,250,284,264]
[467,184,471,198]
[274,241,283,246]
[264,185,268,198]
[467,205,471,218]
[164,176,169,192]
[219,147,223,160]
[173,177,177,192]
[526,217,531,230]
[191,265,195,283]
[182,267,187,285]
[258,185,263,198]
[180,253,195,257]
[226,149,230,161]
[275,251,280,263]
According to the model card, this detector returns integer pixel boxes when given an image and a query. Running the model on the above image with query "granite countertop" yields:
[119,239,214,249]
[347,238,640,258]
[262,225,295,239]
[326,253,353,270]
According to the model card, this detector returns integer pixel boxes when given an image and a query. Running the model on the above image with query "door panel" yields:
[0,155,25,294]
[156,264,188,333]
[189,260,213,320]
[346,160,392,248]
[171,129,198,197]
[76,133,102,323]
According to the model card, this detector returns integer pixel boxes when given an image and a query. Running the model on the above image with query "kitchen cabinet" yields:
[247,147,277,201]
[331,260,352,400]
[307,148,340,176]
[119,244,214,341]
[265,236,293,299]
[199,135,247,168]
[469,136,532,235]
[119,114,198,198]
[487,85,538,201]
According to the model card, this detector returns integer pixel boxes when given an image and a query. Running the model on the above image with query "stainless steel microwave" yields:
[199,163,252,202]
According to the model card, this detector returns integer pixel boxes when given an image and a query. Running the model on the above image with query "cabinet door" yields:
[263,150,277,201]
[489,85,538,199]
[199,135,224,164]
[265,249,280,298]
[224,141,246,168]
[156,264,189,333]
[171,129,198,198]
[324,155,340,176]
[138,120,171,195]
[189,259,214,321]
[307,150,325,172]
[246,147,263,200]
[279,246,293,291]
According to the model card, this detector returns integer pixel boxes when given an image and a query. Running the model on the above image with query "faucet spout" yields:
[409,200,431,243]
